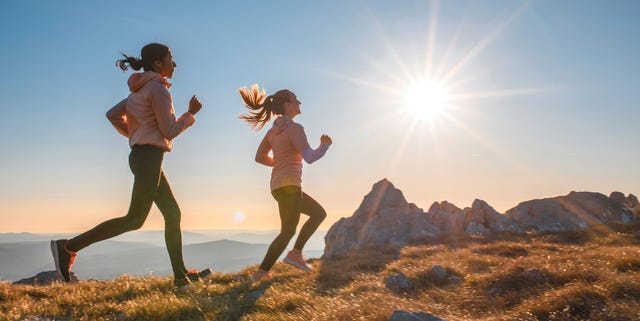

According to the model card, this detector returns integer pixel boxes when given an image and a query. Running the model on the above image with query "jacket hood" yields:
[127,71,171,92]
[271,115,293,134]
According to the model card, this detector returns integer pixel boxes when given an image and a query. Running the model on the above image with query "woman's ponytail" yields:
[115,54,144,71]
[239,85,272,131]
[115,43,170,72]
[239,85,293,131]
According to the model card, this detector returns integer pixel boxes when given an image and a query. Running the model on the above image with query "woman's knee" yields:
[123,214,147,231]
[164,209,181,227]
[279,227,297,240]
[315,208,327,222]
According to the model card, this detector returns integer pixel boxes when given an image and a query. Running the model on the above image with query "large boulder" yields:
[464,199,522,234]
[609,192,639,208]
[323,179,439,258]
[506,191,637,231]
[609,192,640,219]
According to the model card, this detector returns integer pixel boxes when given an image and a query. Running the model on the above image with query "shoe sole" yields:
[50,241,65,282]
[176,283,192,291]
[200,274,212,281]
[200,269,213,280]
[283,257,312,271]
[250,274,271,282]
[187,269,214,283]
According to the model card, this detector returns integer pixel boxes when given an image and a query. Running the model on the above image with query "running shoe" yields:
[283,250,312,271]
[187,268,213,282]
[250,269,272,282]
[174,276,192,290]
[50,239,77,283]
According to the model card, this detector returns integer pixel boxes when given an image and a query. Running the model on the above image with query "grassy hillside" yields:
[2,224,640,321]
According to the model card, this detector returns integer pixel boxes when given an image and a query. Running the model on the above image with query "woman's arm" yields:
[302,143,331,164]
[106,99,129,137]
[150,82,195,140]
[289,124,332,164]
[255,132,275,167]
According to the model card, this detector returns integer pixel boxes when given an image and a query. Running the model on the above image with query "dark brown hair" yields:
[115,43,170,72]
[238,84,293,130]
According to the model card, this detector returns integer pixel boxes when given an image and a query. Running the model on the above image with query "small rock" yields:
[431,265,447,280]
[521,268,543,281]
[389,310,447,321]
[448,276,462,284]
[244,290,264,302]
[13,271,78,286]
[384,273,414,294]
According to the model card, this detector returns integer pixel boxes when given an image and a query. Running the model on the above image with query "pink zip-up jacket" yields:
[256,116,331,191]
[106,71,195,152]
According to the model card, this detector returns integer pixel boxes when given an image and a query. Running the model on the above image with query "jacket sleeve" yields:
[106,99,129,137]
[255,131,275,167]
[288,124,330,164]
[149,82,195,140]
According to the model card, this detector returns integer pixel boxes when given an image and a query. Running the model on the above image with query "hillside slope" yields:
[3,224,640,321]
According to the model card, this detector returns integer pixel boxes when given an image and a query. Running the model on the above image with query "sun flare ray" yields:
[450,86,557,101]
[441,3,529,84]
[439,110,526,171]
[317,69,405,96]
[362,4,415,81]
[424,0,440,78]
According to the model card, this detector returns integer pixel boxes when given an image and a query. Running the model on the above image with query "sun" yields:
[404,79,450,119]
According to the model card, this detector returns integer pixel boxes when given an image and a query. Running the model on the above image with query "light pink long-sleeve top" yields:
[256,116,331,191]
[106,71,195,152]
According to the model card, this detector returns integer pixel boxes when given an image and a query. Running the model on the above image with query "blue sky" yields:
[1,0,639,232]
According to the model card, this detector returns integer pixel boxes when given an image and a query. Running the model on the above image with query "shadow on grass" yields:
[211,279,274,321]
[314,245,400,293]
[415,231,534,250]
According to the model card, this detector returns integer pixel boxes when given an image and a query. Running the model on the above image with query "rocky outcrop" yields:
[13,271,77,286]
[609,191,639,209]
[464,199,522,234]
[427,201,464,233]
[506,191,637,231]
[324,179,639,257]
[324,179,439,258]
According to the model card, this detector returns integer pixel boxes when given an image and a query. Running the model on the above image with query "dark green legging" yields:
[259,185,327,271]
[66,144,188,278]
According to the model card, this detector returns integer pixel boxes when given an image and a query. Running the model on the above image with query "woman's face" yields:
[283,93,301,117]
[153,50,177,78]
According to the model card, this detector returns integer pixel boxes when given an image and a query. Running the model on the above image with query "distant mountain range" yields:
[0,231,325,281]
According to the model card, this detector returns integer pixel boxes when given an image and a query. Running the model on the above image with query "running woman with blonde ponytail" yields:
[239,85,332,281]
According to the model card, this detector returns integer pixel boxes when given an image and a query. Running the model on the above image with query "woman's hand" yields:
[320,134,333,145]
[188,95,203,115]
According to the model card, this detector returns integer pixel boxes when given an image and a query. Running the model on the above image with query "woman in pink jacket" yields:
[239,85,332,281]
[51,43,209,289]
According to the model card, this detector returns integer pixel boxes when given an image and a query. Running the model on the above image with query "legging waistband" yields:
[132,144,164,152]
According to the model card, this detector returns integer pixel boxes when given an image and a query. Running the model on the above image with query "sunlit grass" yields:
[2,224,640,321]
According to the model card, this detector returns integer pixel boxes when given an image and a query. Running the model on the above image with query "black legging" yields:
[66,144,187,278]
[259,185,327,271]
